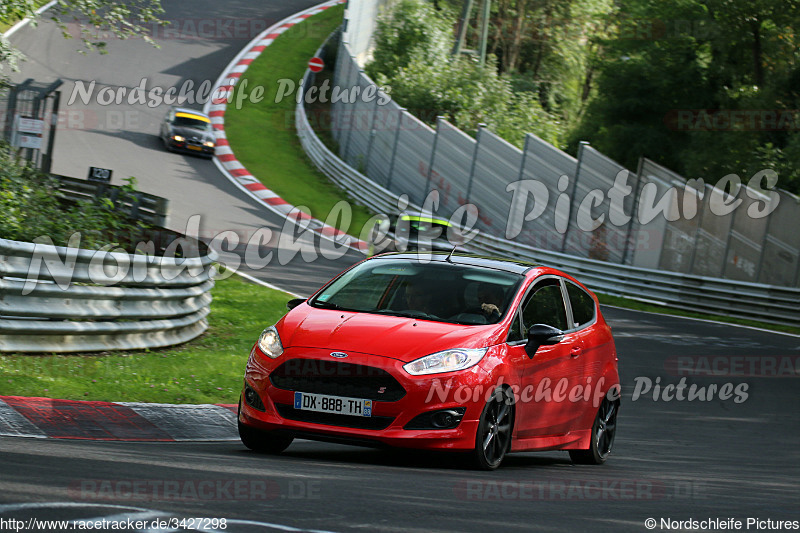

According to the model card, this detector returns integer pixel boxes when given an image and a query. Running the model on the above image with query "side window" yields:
[508,311,523,342]
[566,282,596,329]
[521,282,569,332]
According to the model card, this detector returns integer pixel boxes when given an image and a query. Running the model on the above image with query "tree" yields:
[1,0,164,62]
[570,0,800,193]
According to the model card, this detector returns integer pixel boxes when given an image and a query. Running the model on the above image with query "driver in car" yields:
[478,283,504,322]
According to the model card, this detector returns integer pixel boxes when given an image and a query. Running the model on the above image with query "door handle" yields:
[570,346,582,357]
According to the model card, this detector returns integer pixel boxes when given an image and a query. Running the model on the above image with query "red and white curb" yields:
[203,0,369,254]
[0,396,238,441]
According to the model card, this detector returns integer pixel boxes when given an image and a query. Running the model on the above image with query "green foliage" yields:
[366,0,452,78]
[0,142,151,250]
[1,0,164,64]
[572,0,800,193]
[367,0,564,147]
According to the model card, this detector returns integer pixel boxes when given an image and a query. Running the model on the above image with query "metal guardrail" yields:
[296,64,800,328]
[0,238,215,353]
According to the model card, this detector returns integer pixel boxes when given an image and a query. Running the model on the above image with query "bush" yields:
[366,0,564,148]
[0,142,152,250]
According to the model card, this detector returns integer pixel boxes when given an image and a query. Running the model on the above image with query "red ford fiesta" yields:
[238,252,620,469]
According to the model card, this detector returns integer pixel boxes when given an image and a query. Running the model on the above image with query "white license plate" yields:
[293,392,372,417]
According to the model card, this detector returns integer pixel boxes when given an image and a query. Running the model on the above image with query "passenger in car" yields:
[404,281,438,315]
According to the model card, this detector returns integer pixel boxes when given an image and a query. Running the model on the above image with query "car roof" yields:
[173,107,210,119]
[398,211,451,225]
[373,252,540,275]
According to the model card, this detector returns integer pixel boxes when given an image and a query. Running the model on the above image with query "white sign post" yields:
[12,116,45,149]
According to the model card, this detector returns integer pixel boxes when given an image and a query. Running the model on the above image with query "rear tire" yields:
[569,398,618,465]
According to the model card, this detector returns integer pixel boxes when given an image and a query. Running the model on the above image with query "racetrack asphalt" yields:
[3,1,800,531]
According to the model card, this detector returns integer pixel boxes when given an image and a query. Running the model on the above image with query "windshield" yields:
[309,259,522,325]
[173,114,212,131]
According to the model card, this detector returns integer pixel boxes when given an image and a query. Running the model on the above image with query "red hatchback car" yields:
[238,253,620,469]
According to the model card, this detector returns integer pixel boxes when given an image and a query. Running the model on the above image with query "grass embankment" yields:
[224,4,374,236]
[0,0,50,33]
[0,275,291,403]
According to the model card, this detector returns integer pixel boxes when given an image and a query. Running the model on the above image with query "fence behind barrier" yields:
[326,0,800,290]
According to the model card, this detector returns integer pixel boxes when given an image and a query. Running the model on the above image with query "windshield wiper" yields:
[373,309,437,320]
[311,301,351,311]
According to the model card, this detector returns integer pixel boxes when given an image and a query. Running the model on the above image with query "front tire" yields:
[238,400,293,454]
[569,398,618,465]
[471,388,514,470]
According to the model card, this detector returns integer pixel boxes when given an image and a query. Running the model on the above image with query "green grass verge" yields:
[224,4,375,237]
[597,293,800,336]
[0,0,49,33]
[0,275,291,403]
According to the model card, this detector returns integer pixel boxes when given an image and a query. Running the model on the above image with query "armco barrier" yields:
[296,47,800,327]
[0,238,215,352]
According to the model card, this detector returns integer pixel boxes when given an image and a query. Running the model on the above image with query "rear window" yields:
[566,281,596,328]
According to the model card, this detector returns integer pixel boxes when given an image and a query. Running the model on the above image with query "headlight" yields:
[172,135,185,142]
[257,326,283,359]
[403,348,487,376]
[203,141,215,148]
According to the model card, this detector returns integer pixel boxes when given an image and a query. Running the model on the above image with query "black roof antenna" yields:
[446,245,457,263]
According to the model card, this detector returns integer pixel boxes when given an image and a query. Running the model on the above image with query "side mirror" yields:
[524,324,564,358]
[286,298,306,311]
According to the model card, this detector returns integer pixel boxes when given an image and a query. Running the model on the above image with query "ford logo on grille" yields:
[330,352,348,358]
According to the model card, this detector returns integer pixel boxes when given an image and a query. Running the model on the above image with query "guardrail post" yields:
[687,184,707,275]
[363,96,381,178]
[338,52,356,161]
[423,117,444,201]
[465,124,485,203]
[385,108,404,191]
[621,156,646,266]
[754,195,776,284]
[42,89,60,175]
[561,141,588,253]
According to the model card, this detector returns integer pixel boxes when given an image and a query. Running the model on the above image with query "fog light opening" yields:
[404,407,466,430]
[244,384,266,412]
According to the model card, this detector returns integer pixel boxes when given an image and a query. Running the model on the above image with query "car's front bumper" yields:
[167,139,215,157]
[239,346,498,451]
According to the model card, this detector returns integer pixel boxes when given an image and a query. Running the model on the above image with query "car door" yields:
[562,280,605,427]
[506,276,586,439]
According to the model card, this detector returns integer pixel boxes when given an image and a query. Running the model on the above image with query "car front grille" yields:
[269,359,406,402]
[274,403,394,430]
